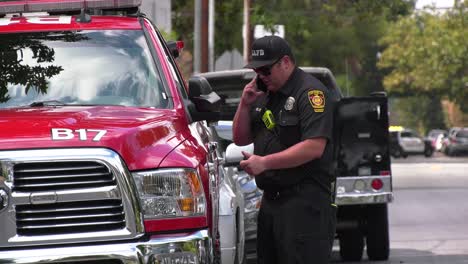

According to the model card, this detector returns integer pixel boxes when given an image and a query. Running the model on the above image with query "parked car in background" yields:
[427,129,447,150]
[212,121,262,261]
[440,127,461,154]
[389,126,433,158]
[208,125,246,264]
[443,127,468,156]
[435,133,447,152]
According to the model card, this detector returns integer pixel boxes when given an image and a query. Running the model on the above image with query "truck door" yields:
[334,95,392,177]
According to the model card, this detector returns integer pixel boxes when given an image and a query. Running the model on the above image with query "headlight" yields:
[133,168,206,219]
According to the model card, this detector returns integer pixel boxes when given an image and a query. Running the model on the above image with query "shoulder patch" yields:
[308,90,325,112]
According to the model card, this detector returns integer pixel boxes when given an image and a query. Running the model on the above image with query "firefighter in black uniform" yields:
[233,35,337,264]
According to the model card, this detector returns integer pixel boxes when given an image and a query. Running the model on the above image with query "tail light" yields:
[0,0,142,15]
[371,179,384,190]
[132,168,206,219]
[380,170,391,176]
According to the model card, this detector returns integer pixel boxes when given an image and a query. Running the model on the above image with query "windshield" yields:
[0,30,170,108]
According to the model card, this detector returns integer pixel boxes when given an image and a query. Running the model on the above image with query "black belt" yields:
[263,180,332,201]
[263,185,303,201]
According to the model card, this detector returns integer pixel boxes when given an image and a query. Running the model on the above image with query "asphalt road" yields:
[331,152,468,264]
[246,152,468,264]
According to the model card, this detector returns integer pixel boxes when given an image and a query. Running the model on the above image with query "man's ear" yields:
[282,56,293,70]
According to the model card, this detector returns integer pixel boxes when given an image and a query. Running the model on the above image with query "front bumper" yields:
[0,230,211,264]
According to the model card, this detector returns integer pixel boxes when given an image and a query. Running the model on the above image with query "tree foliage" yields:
[172,0,244,57]
[250,0,415,95]
[171,0,415,95]
[378,2,468,111]
[390,96,446,135]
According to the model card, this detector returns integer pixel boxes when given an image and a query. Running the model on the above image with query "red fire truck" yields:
[0,1,222,263]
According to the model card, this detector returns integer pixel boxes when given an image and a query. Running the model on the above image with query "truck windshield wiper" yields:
[29,100,67,107]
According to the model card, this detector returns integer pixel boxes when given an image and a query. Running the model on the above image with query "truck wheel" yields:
[366,204,390,261]
[339,230,364,261]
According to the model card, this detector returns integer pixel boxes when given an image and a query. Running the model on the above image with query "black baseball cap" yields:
[244,35,293,69]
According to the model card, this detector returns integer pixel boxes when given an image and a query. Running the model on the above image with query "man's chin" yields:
[267,84,278,91]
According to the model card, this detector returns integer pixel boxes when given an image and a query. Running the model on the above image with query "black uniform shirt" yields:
[250,67,336,195]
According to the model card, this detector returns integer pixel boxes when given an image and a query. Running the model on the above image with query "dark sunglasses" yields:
[253,57,282,76]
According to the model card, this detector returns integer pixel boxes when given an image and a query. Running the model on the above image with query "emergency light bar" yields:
[0,0,142,15]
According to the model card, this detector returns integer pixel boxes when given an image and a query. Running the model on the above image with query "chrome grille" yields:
[44,261,123,264]
[16,199,126,236]
[0,148,144,248]
[13,161,115,192]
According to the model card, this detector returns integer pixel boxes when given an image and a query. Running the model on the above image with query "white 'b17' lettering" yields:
[51,128,107,142]
[26,16,72,25]
[0,18,19,26]
[0,16,71,26]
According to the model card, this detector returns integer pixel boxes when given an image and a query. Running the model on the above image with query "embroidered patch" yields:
[308,90,325,112]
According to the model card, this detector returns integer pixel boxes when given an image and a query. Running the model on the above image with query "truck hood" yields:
[0,106,189,170]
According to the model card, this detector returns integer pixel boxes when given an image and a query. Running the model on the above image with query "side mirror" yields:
[187,76,221,122]
[225,143,254,166]
[167,40,184,59]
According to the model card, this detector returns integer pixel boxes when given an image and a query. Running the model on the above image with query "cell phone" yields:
[256,76,267,92]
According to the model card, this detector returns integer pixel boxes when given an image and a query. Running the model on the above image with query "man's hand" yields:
[241,78,264,106]
[239,151,267,176]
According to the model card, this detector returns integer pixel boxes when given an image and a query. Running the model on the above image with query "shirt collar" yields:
[278,67,300,97]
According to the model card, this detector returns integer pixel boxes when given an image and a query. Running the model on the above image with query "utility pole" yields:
[194,0,201,73]
[208,0,215,72]
[243,0,251,65]
[194,0,209,73]
[201,0,209,72]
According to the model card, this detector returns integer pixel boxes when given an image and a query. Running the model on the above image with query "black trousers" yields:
[256,184,337,264]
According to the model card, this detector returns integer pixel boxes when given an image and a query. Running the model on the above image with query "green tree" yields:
[172,0,244,57]
[172,0,415,97]
[378,3,468,111]
[390,96,446,135]
[248,0,415,95]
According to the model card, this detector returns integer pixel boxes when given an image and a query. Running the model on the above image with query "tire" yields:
[424,148,433,157]
[240,253,247,264]
[339,230,364,261]
[366,204,390,261]
[234,210,246,264]
[392,147,401,158]
[446,148,454,156]
[234,211,240,264]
